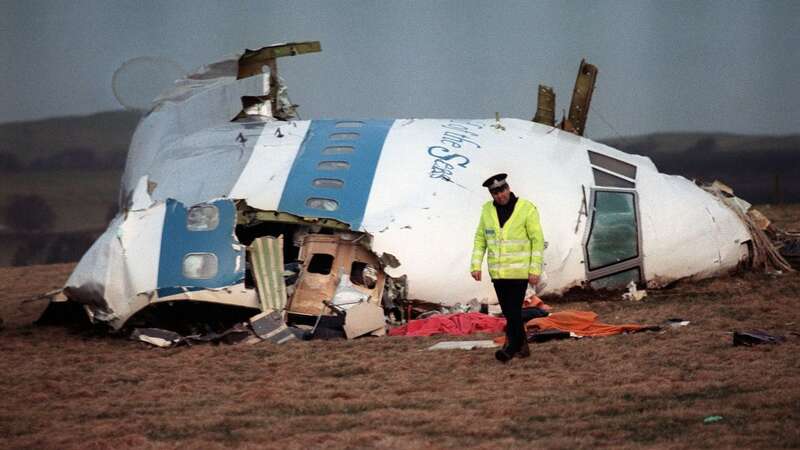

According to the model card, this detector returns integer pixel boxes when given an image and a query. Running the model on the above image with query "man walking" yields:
[470,173,544,362]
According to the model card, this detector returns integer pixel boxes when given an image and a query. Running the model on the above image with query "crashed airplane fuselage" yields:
[64,44,753,329]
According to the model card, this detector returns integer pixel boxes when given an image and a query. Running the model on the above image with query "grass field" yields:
[0,206,798,449]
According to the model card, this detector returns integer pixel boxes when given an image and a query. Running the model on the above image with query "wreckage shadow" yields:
[122,301,259,337]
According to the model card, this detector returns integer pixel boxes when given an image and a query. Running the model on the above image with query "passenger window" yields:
[307,254,334,275]
[317,161,350,170]
[312,178,344,189]
[335,121,365,128]
[322,146,354,155]
[186,204,219,231]
[306,198,339,211]
[329,132,359,141]
[182,253,218,279]
[586,191,638,270]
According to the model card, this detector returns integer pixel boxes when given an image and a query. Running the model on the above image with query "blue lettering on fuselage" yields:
[427,120,484,181]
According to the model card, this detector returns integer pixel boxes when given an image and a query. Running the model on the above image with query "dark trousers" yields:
[492,279,528,352]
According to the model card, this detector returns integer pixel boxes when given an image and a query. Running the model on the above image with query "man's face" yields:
[490,185,511,205]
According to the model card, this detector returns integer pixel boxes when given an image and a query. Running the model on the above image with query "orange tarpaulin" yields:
[495,310,652,345]
[526,310,650,337]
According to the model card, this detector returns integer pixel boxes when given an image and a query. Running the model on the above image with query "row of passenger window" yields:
[305,123,364,212]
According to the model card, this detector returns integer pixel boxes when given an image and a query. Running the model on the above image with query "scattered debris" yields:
[130,311,304,348]
[622,281,647,301]
[428,340,499,350]
[381,274,407,321]
[733,330,786,346]
[523,294,551,312]
[289,233,385,316]
[778,237,800,270]
[527,329,573,343]
[703,181,794,273]
[397,298,464,321]
[665,318,690,328]
[331,268,371,311]
[131,328,184,348]
[250,311,297,344]
[747,208,771,230]
[343,302,386,339]
[521,307,550,322]
[532,85,555,126]
[304,303,345,340]
[249,236,288,312]
[491,112,506,131]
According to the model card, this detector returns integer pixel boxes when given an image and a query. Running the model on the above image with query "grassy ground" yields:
[0,209,799,449]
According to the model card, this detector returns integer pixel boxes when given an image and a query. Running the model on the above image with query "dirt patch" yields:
[1,211,800,449]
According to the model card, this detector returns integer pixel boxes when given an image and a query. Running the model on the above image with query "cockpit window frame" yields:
[581,187,645,284]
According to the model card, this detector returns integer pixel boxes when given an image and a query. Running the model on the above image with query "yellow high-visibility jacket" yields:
[470,199,544,279]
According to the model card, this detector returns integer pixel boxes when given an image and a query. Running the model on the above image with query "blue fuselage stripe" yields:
[156,199,244,292]
[277,120,394,229]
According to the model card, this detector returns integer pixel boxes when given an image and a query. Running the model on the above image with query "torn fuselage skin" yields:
[61,199,395,331]
[235,202,391,324]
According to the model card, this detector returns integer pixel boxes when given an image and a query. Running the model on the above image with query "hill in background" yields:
[0,110,139,266]
[601,133,800,204]
[0,110,140,171]
[0,112,798,266]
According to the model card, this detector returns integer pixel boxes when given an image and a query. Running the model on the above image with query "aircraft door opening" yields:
[583,150,644,289]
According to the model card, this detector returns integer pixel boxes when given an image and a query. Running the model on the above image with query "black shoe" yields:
[495,348,513,363]
[515,342,530,358]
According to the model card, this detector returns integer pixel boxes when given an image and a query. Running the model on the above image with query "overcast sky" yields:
[1,0,798,138]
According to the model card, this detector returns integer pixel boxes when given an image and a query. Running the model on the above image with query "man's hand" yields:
[528,274,540,287]
[471,271,482,281]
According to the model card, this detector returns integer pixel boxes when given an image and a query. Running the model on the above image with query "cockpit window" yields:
[589,268,641,290]
[592,169,635,189]
[586,191,638,270]
[588,150,637,179]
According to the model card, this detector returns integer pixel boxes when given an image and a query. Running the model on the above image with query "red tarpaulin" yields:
[388,312,506,337]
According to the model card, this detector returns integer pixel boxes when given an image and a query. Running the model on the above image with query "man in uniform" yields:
[470,173,544,362]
